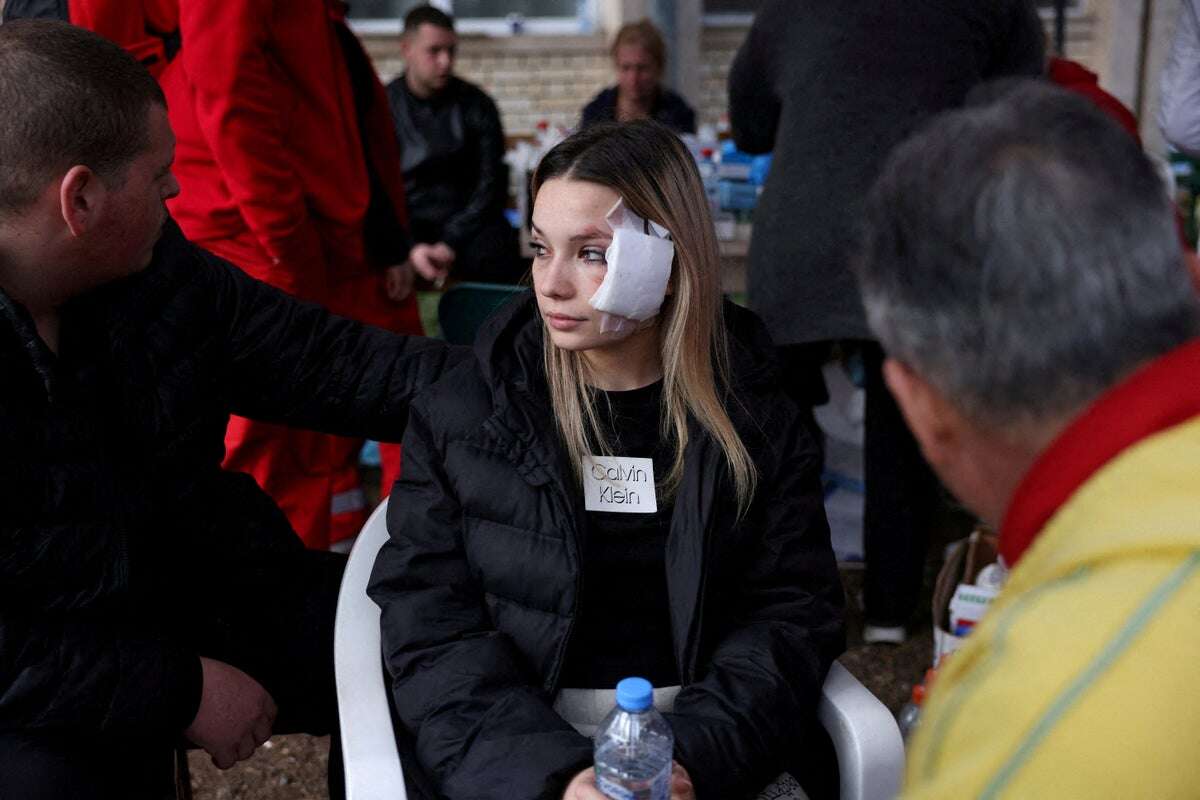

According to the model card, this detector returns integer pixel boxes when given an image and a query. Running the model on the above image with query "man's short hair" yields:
[857,80,1200,430]
[403,5,455,35]
[0,20,165,216]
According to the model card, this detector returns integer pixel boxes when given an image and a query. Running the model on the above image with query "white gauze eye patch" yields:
[588,197,674,334]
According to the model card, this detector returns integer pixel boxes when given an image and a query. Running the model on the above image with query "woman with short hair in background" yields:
[580,20,697,134]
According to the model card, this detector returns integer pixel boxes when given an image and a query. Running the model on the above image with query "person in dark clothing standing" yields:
[728,0,1044,642]
[0,21,461,797]
[368,120,844,800]
[387,5,524,284]
[580,19,697,135]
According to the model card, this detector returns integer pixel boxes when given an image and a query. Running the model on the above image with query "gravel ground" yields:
[188,566,935,800]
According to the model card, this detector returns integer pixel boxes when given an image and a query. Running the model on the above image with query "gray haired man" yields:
[857,81,1200,797]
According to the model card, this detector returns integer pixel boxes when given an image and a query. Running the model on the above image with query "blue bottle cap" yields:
[615,677,654,712]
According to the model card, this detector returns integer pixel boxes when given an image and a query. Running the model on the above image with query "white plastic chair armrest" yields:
[818,661,905,800]
[333,500,407,800]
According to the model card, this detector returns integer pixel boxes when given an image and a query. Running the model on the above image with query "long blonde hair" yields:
[530,120,757,513]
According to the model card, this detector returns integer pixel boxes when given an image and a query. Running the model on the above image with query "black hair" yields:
[403,5,454,34]
[0,20,165,215]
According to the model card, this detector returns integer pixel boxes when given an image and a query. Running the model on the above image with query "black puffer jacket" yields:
[369,294,845,799]
[0,221,461,737]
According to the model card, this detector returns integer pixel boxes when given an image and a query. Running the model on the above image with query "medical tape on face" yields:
[588,197,674,334]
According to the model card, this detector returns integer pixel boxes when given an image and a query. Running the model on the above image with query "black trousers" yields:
[777,341,939,628]
[861,343,940,628]
[775,342,831,464]
[0,547,347,799]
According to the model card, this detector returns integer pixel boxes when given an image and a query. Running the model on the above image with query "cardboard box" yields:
[932,529,1000,665]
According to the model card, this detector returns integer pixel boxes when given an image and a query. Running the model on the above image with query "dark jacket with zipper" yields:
[386,75,509,253]
[369,293,845,799]
[0,220,460,739]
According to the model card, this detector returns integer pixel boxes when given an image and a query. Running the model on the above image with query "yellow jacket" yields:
[903,413,1200,799]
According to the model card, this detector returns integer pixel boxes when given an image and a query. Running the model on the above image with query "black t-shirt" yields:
[558,380,681,689]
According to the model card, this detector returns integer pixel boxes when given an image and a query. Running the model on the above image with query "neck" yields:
[0,245,58,316]
[405,71,437,100]
[582,325,663,391]
[1,221,73,353]
[617,90,654,116]
[0,264,65,355]
[962,419,1064,528]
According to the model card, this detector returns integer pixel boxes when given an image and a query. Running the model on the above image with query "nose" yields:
[164,173,181,201]
[537,255,575,300]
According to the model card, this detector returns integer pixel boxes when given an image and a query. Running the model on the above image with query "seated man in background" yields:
[856,81,1200,797]
[0,20,460,797]
[387,4,524,284]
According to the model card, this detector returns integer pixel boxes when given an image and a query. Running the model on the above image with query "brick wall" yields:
[695,26,749,130]
[362,12,1100,138]
[362,27,750,136]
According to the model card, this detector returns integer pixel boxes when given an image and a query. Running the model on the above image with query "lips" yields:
[545,312,585,331]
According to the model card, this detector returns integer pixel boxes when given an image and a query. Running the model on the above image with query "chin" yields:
[545,331,594,352]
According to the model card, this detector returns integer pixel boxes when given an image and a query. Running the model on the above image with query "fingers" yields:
[670,761,695,800]
[213,730,264,770]
[385,264,415,301]
[670,774,695,800]
[411,256,442,282]
[252,715,273,747]
[409,243,453,284]
[235,734,256,763]
[563,768,608,800]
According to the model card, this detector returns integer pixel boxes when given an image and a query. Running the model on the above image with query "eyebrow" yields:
[529,223,612,243]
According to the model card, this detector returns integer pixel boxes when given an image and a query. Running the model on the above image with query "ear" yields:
[59,165,105,238]
[882,357,966,470]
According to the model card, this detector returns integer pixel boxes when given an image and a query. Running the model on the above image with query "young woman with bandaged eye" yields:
[367,120,845,800]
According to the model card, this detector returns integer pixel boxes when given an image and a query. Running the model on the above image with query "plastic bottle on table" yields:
[594,677,674,800]
[898,682,925,742]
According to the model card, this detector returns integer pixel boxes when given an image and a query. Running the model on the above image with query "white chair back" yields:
[333,499,407,800]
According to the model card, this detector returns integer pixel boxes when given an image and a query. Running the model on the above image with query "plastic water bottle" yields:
[899,667,936,743]
[593,677,674,800]
[898,682,925,742]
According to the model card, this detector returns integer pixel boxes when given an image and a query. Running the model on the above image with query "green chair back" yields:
[437,282,529,345]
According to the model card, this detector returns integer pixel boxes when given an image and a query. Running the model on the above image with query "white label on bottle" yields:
[582,456,657,514]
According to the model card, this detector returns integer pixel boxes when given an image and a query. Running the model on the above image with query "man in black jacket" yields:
[387,5,524,284]
[728,0,1045,643]
[0,20,460,797]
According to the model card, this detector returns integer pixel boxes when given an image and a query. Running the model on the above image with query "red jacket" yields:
[1048,57,1141,143]
[69,0,177,77]
[155,0,410,299]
